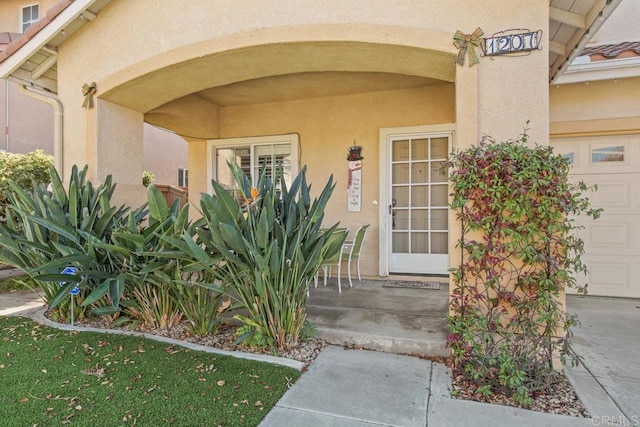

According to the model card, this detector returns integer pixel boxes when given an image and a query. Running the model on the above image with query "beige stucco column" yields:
[449,64,479,296]
[478,2,550,145]
[186,138,209,217]
[89,99,146,208]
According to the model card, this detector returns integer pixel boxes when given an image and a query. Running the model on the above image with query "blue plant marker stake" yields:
[60,266,80,325]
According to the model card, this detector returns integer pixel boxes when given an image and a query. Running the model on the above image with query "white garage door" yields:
[553,135,640,298]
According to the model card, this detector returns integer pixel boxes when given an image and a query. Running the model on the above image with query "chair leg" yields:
[357,257,362,281]
[314,272,319,288]
[337,263,342,293]
[347,258,353,288]
[323,267,328,287]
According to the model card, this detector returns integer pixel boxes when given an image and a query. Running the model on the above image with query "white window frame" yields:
[20,3,39,33]
[206,134,299,194]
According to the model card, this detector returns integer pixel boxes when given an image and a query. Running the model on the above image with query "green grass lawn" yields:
[0,276,32,293]
[0,316,300,426]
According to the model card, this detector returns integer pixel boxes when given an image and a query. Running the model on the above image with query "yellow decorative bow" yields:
[453,28,484,67]
[82,82,97,109]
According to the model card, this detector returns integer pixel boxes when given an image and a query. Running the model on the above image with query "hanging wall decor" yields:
[347,145,363,161]
[347,145,363,212]
[453,27,484,67]
[81,82,97,109]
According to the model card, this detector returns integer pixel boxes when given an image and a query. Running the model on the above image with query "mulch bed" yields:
[50,313,326,369]
[451,374,589,417]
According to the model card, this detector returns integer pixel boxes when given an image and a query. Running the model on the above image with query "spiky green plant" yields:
[84,184,226,330]
[79,184,198,315]
[175,284,227,337]
[179,163,343,348]
[0,165,145,317]
[0,166,226,331]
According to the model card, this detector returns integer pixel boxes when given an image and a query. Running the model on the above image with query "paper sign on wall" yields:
[347,160,362,212]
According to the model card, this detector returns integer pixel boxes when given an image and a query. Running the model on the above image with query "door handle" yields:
[390,199,397,229]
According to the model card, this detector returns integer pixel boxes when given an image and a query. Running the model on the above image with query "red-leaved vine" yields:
[446,126,602,406]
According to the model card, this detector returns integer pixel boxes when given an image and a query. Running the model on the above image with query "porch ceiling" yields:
[196,71,442,107]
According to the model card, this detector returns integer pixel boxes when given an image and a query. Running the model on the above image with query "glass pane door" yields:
[389,134,449,274]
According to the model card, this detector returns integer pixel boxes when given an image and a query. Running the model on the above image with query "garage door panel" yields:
[569,255,640,298]
[574,215,640,255]
[589,181,630,209]
[569,174,639,214]
[554,134,640,298]
[587,221,629,249]
[556,136,640,175]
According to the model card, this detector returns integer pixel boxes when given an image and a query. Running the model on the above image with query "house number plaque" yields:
[483,29,542,56]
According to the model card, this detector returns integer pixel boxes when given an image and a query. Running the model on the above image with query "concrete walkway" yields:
[263,294,639,426]
[0,279,638,426]
[565,295,640,426]
[260,345,628,427]
[307,279,449,356]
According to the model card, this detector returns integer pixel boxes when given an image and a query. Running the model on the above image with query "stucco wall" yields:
[209,84,454,277]
[142,124,188,186]
[57,0,549,156]
[0,0,59,33]
[0,80,54,154]
[588,0,640,45]
[550,76,640,136]
[51,0,550,278]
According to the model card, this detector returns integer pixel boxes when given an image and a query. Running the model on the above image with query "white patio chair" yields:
[314,228,348,293]
[341,224,369,288]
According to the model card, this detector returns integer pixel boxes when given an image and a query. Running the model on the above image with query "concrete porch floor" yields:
[306,278,449,356]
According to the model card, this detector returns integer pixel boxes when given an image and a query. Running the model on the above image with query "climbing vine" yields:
[446,126,602,406]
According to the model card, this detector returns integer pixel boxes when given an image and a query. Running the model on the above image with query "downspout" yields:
[18,84,63,172]
[5,80,9,152]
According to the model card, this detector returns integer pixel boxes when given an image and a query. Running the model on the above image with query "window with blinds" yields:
[208,134,299,197]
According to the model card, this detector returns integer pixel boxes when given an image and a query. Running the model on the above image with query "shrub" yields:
[177,162,343,348]
[92,184,226,330]
[0,165,145,319]
[446,127,601,406]
[0,165,228,332]
[175,284,227,337]
[0,150,53,213]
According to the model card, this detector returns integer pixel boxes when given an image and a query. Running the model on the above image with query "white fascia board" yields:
[550,0,624,83]
[0,0,101,79]
[555,56,640,84]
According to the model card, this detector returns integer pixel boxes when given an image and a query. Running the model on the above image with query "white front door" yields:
[380,126,452,275]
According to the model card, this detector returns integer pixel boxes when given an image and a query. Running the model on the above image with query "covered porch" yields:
[306,278,448,357]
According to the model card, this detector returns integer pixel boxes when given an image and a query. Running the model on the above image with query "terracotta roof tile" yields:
[0,0,74,64]
[0,33,22,51]
[581,41,640,59]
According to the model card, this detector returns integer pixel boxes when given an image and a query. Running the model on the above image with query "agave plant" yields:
[0,165,230,331]
[177,162,343,348]
[0,165,145,315]
[86,184,226,330]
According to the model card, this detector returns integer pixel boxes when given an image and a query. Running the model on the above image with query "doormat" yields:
[383,281,442,290]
